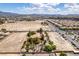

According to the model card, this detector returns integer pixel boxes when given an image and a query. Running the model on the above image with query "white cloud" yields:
[16,3,61,14]
[61,3,79,15]
[14,3,79,15]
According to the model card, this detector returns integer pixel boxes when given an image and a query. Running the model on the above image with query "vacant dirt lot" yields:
[0,32,27,52]
[0,20,50,31]
[48,32,75,51]
[0,21,77,56]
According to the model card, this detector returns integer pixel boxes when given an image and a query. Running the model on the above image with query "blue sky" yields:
[0,3,79,15]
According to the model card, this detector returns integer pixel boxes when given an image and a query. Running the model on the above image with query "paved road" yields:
[46,19,79,52]
[46,19,65,34]
[66,35,79,49]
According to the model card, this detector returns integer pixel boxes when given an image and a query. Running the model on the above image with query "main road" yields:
[46,19,79,51]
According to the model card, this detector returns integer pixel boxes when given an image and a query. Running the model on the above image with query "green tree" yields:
[44,44,53,52]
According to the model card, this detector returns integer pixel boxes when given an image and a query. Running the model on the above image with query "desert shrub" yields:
[27,37,41,44]
[27,31,36,37]
[60,27,79,30]
[37,28,43,34]
[29,44,35,49]
[22,53,26,56]
[25,42,30,52]
[1,28,7,33]
[21,41,26,49]
[41,22,48,25]
[52,45,56,50]
[43,40,47,45]
[68,32,74,35]
[27,38,33,44]
[76,37,79,42]
[44,31,50,40]
[33,37,41,44]
[49,41,53,45]
[26,42,30,47]
[59,52,67,56]
[0,20,4,24]
[40,34,44,41]
[44,31,48,36]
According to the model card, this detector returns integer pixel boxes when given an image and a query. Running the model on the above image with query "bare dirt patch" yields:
[0,32,27,52]
[0,21,50,31]
[48,32,75,51]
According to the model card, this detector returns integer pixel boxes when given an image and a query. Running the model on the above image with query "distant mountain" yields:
[0,11,19,16]
[0,11,79,17]
[28,14,79,17]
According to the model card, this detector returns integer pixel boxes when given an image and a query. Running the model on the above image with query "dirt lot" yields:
[48,32,75,51]
[0,20,77,56]
[0,32,75,52]
[0,32,27,52]
[0,20,50,31]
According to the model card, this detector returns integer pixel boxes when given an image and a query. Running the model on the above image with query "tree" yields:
[37,28,43,34]
[41,22,48,25]
[25,42,30,52]
[49,41,53,45]
[27,37,41,44]
[52,45,56,50]
[21,41,26,49]
[33,37,41,44]
[44,44,53,52]
[27,38,33,44]
[49,41,56,50]
[0,20,4,24]
[27,31,36,37]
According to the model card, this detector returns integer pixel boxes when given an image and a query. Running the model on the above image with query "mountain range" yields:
[0,11,79,17]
